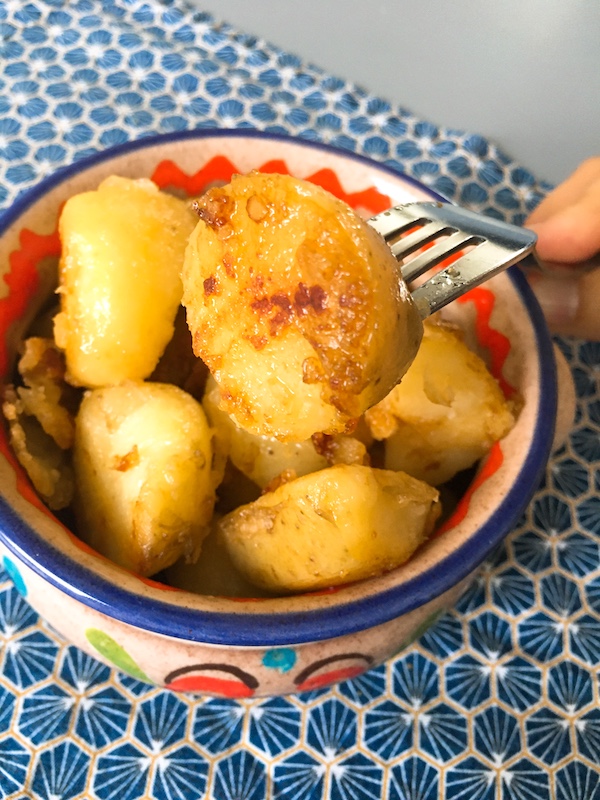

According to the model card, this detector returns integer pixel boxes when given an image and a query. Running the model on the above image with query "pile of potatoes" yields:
[3,173,515,597]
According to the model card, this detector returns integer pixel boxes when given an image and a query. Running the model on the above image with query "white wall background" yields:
[193,0,600,186]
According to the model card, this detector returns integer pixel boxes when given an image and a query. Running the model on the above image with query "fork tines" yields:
[368,201,537,318]
[370,204,490,281]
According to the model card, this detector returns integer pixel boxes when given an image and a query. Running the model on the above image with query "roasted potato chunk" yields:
[0,338,80,510]
[11,337,80,450]
[203,375,369,489]
[1,384,74,510]
[202,375,328,488]
[182,172,422,442]
[54,176,197,388]
[220,463,440,593]
[365,320,516,485]
[73,382,216,576]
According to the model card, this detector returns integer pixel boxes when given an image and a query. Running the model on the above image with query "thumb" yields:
[528,202,600,267]
[526,268,600,340]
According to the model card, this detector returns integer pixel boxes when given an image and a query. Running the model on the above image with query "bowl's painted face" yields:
[0,132,557,694]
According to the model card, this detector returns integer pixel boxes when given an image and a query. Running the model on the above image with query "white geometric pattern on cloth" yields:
[1,1,599,799]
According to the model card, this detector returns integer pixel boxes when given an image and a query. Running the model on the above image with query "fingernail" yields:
[528,273,580,328]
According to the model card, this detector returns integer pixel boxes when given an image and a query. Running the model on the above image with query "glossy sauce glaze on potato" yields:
[182,172,423,442]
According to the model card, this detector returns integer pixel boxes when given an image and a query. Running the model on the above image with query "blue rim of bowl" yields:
[0,128,558,646]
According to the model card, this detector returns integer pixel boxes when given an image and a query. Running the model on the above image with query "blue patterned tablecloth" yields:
[1,2,599,799]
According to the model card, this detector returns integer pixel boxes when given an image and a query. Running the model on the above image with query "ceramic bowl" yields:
[0,130,567,697]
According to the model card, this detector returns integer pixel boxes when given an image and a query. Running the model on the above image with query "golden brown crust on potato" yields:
[311,432,369,466]
[15,337,81,450]
[182,171,423,442]
[1,384,75,510]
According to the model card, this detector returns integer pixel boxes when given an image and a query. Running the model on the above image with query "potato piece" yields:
[73,382,216,576]
[1,336,79,510]
[182,172,422,442]
[13,337,80,450]
[165,518,271,598]
[203,376,369,489]
[220,464,440,594]
[365,320,515,485]
[1,384,74,510]
[54,176,197,388]
[311,431,369,467]
[202,375,328,488]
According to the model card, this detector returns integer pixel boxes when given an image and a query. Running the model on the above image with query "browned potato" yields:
[0,338,80,510]
[365,320,516,485]
[54,176,197,388]
[1,385,74,510]
[203,375,370,489]
[182,172,422,442]
[202,375,328,488]
[4,168,520,600]
[219,463,440,594]
[9,337,80,450]
[73,382,217,576]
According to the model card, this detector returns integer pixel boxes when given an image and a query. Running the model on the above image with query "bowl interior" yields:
[0,130,557,645]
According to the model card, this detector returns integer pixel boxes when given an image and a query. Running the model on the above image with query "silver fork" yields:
[368,201,537,319]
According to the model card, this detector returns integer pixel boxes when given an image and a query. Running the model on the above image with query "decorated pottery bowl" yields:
[0,130,571,697]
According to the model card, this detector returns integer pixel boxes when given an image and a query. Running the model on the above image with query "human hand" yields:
[524,157,600,340]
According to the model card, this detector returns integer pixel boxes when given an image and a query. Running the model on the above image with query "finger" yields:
[527,268,600,341]
[528,192,600,264]
[526,157,600,265]
[527,156,600,225]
